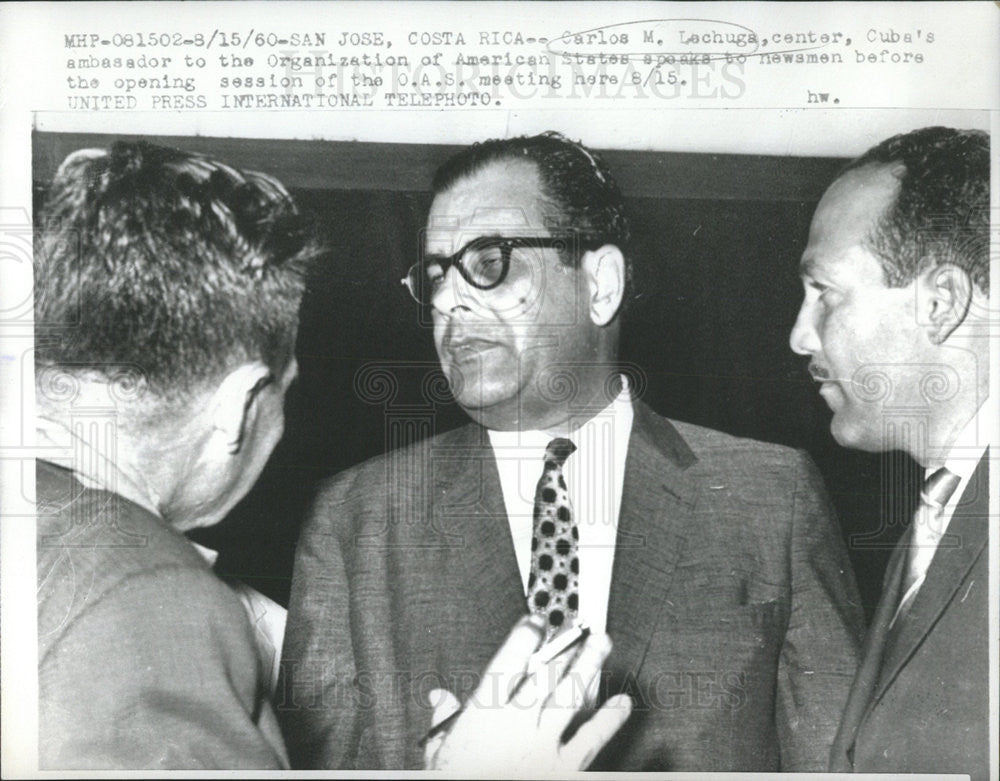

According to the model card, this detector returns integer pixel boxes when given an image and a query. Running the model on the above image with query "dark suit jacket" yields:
[830,454,991,779]
[280,402,863,770]
[36,459,288,769]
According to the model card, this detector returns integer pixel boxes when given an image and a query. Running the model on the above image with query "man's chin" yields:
[455,398,524,431]
[817,381,845,410]
[829,413,886,453]
[451,373,548,430]
[450,380,516,413]
[445,364,515,406]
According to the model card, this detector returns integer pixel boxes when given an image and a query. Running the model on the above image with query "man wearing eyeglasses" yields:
[280,132,864,771]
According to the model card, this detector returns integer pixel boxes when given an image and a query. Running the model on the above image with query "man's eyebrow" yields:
[421,245,454,263]
[423,234,508,263]
[798,257,817,278]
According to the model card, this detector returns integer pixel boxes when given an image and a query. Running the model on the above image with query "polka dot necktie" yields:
[527,437,578,639]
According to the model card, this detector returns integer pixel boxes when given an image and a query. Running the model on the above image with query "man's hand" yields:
[423,615,632,772]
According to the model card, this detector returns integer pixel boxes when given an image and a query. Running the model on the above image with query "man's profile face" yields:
[790,164,931,452]
[424,158,599,430]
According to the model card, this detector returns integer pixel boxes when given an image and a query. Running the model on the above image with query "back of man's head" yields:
[35,141,317,415]
[840,126,989,294]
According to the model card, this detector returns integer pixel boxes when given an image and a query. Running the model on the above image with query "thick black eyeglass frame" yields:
[401,235,587,305]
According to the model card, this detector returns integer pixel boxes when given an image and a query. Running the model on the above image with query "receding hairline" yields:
[822,163,902,239]
[429,155,566,229]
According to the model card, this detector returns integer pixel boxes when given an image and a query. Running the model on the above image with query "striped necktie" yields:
[892,466,961,625]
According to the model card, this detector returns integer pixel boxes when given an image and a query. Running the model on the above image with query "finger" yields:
[509,623,589,710]
[428,688,462,727]
[550,632,612,708]
[559,693,633,770]
[469,614,546,709]
[566,632,613,679]
[523,629,585,710]
[423,689,462,767]
[537,633,612,734]
[570,632,614,706]
[537,627,584,688]
[423,729,447,767]
[508,659,544,711]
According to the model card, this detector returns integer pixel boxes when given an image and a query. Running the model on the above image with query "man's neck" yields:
[541,382,632,439]
[917,397,989,469]
[471,369,625,434]
[36,411,164,517]
[34,382,199,523]
[486,380,632,442]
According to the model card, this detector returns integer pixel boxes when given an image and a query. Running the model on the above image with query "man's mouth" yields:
[445,337,501,360]
[808,364,832,383]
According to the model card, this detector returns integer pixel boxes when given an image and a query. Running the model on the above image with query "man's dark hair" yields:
[840,126,989,293]
[34,141,319,402]
[432,131,633,304]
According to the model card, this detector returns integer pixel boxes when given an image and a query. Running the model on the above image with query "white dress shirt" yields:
[191,542,287,695]
[487,382,634,634]
[896,400,992,615]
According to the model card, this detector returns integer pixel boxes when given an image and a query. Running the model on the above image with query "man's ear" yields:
[919,263,974,345]
[581,244,625,327]
[207,362,274,456]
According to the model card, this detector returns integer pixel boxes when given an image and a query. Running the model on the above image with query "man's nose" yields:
[431,264,471,316]
[789,302,820,356]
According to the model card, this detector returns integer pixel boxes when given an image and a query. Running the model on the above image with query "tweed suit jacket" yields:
[280,401,864,771]
[830,454,991,779]
[36,459,289,769]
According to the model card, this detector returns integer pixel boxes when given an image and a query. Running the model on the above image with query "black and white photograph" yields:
[1,2,997,777]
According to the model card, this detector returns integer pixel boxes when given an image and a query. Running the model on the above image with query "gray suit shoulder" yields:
[308,422,480,509]
[669,417,814,469]
[36,459,213,582]
[35,461,252,663]
[664,417,826,501]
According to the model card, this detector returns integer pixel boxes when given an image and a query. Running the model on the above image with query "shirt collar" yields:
[932,398,992,482]
[190,541,220,568]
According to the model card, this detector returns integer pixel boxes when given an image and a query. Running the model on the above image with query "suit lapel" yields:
[433,424,526,673]
[871,454,989,701]
[829,531,908,770]
[431,407,705,696]
[832,454,990,770]
[605,402,697,688]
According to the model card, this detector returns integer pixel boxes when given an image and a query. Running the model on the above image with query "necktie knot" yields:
[545,437,576,467]
[921,467,961,512]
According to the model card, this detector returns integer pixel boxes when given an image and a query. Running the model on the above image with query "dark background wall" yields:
[34,132,922,622]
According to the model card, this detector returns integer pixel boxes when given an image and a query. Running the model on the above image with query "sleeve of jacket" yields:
[38,565,288,770]
[277,473,363,769]
[774,451,865,771]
